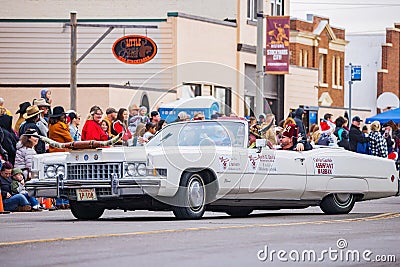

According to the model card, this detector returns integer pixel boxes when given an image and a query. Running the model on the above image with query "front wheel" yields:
[320,193,355,214]
[172,173,206,220]
[70,201,104,220]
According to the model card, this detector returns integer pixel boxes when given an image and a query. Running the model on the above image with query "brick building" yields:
[290,15,348,108]
[377,24,400,105]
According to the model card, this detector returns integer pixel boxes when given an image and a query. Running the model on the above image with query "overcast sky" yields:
[290,0,400,34]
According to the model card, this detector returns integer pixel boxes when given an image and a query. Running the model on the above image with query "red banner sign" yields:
[112,35,157,64]
[265,16,290,74]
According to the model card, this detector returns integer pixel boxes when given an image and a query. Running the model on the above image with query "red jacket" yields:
[82,120,109,141]
[112,120,132,141]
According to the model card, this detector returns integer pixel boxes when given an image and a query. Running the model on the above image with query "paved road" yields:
[1,197,399,267]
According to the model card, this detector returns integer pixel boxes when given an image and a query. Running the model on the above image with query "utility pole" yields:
[70,11,77,111]
[348,62,353,121]
[255,0,264,117]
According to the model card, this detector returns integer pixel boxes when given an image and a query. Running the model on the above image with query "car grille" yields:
[67,163,122,181]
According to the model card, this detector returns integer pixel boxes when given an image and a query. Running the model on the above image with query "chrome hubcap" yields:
[188,178,204,210]
[334,193,352,206]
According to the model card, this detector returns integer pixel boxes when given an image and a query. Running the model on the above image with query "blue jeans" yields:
[22,193,39,207]
[3,194,30,211]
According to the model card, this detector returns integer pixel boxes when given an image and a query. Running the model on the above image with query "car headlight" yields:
[44,164,65,179]
[137,163,146,176]
[126,163,137,176]
[124,162,147,177]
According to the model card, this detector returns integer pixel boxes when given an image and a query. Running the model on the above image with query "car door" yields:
[238,148,307,200]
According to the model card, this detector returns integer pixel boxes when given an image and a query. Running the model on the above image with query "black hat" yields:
[50,106,66,118]
[150,111,159,117]
[16,102,31,114]
[352,116,363,122]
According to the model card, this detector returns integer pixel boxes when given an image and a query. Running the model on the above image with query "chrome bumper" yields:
[25,177,163,200]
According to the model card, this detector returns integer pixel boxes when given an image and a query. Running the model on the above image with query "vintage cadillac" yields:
[26,120,399,220]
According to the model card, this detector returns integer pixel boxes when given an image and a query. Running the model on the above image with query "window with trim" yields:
[299,49,308,67]
[244,95,255,117]
[331,56,342,87]
[319,54,327,84]
[247,0,258,21]
[271,0,284,15]
[214,86,232,115]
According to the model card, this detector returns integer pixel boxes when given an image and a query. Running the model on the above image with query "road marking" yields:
[1,212,399,247]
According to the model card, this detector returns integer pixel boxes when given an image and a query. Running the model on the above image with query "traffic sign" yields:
[351,65,361,81]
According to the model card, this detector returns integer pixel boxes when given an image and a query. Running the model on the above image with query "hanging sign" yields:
[265,16,290,74]
[112,35,157,64]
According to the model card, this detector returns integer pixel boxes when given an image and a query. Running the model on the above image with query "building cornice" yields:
[167,12,236,28]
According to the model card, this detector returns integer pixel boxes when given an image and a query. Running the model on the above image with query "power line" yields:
[292,2,400,6]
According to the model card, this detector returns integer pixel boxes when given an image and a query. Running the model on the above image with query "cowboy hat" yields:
[23,105,43,119]
[49,106,66,118]
[33,98,51,107]
[16,101,31,114]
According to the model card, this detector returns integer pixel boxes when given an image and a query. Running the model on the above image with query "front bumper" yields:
[25,177,165,200]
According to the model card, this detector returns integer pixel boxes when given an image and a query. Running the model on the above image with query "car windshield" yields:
[147,121,246,147]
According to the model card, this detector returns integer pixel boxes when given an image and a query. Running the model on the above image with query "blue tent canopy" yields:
[365,108,400,124]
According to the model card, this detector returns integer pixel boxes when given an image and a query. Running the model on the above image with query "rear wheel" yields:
[70,201,104,220]
[172,173,206,220]
[225,208,253,217]
[320,193,355,214]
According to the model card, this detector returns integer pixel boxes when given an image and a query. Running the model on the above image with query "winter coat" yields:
[0,176,12,199]
[349,124,368,152]
[14,141,37,173]
[334,127,350,150]
[368,131,388,158]
[0,127,18,164]
[81,120,109,142]
[112,120,132,141]
[48,121,74,152]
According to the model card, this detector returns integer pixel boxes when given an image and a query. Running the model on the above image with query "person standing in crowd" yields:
[156,119,167,132]
[68,112,81,141]
[142,122,157,141]
[0,97,12,116]
[128,104,140,133]
[105,107,118,138]
[138,106,150,123]
[293,107,306,140]
[193,112,205,120]
[48,106,74,153]
[0,108,18,164]
[174,111,190,122]
[33,98,51,136]
[14,128,39,180]
[349,116,369,152]
[19,105,46,154]
[14,101,30,133]
[309,124,321,145]
[279,124,312,151]
[81,105,109,141]
[100,120,111,139]
[112,108,132,145]
[334,116,350,150]
[259,113,278,146]
[40,88,52,116]
[381,122,394,154]
[0,161,31,212]
[150,111,161,124]
[369,121,388,158]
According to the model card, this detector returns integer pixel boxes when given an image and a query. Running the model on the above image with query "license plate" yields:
[76,189,97,201]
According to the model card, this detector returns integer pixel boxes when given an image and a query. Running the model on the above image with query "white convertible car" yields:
[26,120,399,220]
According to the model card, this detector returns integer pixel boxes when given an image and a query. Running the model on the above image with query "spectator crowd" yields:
[0,90,398,212]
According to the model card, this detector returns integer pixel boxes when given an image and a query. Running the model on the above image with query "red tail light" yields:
[391,175,395,182]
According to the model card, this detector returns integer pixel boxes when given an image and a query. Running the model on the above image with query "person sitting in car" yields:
[279,124,312,151]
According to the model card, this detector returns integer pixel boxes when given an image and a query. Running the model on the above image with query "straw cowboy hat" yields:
[23,105,43,119]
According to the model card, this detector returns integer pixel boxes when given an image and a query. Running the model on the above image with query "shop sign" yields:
[112,35,157,64]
